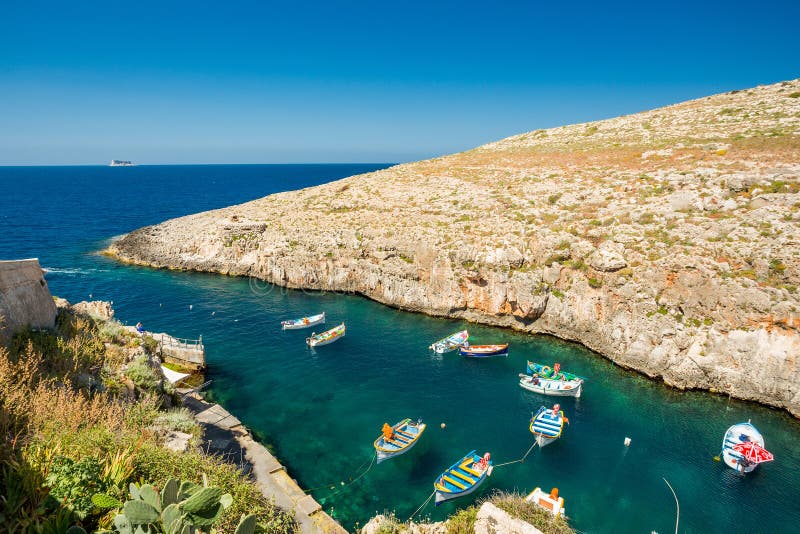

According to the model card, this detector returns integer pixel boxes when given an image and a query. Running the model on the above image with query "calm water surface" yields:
[1,165,798,533]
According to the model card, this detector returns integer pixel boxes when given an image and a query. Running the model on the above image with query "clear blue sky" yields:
[1,1,798,165]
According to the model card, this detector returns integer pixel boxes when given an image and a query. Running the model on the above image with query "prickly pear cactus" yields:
[112,477,237,533]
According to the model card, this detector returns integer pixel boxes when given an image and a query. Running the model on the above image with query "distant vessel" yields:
[109,160,135,166]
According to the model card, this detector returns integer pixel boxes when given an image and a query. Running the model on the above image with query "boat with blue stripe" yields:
[530,405,568,447]
[374,418,427,464]
[459,343,508,358]
[721,421,771,474]
[434,450,493,505]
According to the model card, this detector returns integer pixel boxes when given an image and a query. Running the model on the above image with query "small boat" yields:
[434,450,492,505]
[374,418,427,463]
[520,362,584,398]
[459,343,509,358]
[526,487,566,518]
[530,405,568,447]
[721,421,774,474]
[281,312,325,330]
[306,323,345,347]
[430,330,469,354]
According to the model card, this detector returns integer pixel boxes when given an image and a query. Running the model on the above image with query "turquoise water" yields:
[2,166,799,533]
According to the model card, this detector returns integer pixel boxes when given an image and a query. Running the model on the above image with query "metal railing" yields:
[153,333,204,351]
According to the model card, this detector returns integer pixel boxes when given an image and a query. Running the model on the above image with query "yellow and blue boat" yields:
[434,450,492,505]
[373,418,427,463]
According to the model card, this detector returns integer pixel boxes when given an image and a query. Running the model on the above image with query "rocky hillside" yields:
[108,80,800,416]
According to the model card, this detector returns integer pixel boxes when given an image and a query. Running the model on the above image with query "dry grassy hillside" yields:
[110,79,800,415]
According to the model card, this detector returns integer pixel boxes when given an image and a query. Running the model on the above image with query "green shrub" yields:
[587,278,602,288]
[125,356,162,392]
[446,505,478,533]
[154,408,198,434]
[45,456,107,519]
[133,445,296,532]
[141,335,160,354]
[488,492,574,534]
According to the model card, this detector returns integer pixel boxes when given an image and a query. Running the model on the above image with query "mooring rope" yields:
[493,441,538,467]
[304,450,375,494]
[663,478,680,534]
[408,490,436,522]
[319,455,376,499]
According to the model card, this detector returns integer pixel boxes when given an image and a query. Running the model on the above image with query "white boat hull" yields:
[308,333,343,347]
[375,422,427,464]
[519,376,582,398]
[282,317,325,330]
[435,481,482,505]
[535,434,558,448]
[722,422,765,473]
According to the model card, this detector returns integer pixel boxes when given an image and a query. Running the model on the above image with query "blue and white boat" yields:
[530,405,568,447]
[434,450,492,505]
[721,421,773,474]
[374,418,427,464]
[430,330,469,354]
[281,312,325,330]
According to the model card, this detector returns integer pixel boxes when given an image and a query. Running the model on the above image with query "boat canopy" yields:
[733,441,774,464]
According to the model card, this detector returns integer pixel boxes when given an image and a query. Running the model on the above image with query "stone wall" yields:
[0,259,57,345]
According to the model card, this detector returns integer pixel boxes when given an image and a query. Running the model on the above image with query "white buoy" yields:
[440,423,446,429]
[189,304,193,310]
[212,311,216,316]
[624,437,632,446]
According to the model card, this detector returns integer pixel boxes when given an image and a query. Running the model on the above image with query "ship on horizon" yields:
[109,160,135,166]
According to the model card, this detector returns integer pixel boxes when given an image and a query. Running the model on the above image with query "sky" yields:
[1,1,798,165]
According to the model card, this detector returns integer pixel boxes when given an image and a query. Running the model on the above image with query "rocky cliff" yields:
[108,80,800,416]
[0,259,57,345]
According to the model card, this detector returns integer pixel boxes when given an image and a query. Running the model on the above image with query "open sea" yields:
[1,165,799,533]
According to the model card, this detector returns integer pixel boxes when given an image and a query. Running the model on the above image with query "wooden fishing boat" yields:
[530,405,568,447]
[526,487,566,518]
[373,418,427,463]
[520,362,584,397]
[281,312,325,330]
[721,421,773,474]
[434,450,492,505]
[430,330,469,354]
[306,323,345,347]
[459,343,508,358]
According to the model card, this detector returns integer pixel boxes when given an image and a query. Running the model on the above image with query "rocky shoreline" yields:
[107,79,800,417]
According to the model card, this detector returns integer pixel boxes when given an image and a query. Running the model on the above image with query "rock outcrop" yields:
[0,259,57,345]
[107,80,800,416]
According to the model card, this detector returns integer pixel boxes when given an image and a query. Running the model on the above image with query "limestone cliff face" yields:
[108,80,800,416]
[0,259,57,345]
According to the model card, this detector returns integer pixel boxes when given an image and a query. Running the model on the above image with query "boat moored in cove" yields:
[281,312,325,330]
[374,418,427,463]
[520,362,584,397]
[459,343,509,358]
[306,323,345,347]
[526,486,566,518]
[721,421,773,474]
[434,450,492,505]
[430,330,469,353]
[530,404,568,447]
